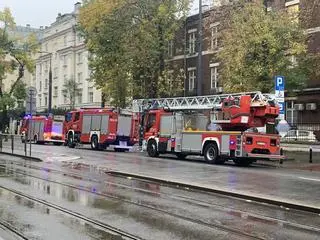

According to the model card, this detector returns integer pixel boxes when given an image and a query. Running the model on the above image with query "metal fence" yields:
[281,123,320,143]
[0,134,31,157]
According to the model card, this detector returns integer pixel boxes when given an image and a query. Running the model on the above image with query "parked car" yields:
[281,130,317,142]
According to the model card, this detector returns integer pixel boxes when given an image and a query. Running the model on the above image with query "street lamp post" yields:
[48,55,52,114]
[39,51,53,115]
[197,0,203,96]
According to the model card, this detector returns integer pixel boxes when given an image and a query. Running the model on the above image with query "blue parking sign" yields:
[278,102,285,115]
[275,76,285,91]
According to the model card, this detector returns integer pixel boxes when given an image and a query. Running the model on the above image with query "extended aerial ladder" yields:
[133,91,279,131]
[132,91,276,111]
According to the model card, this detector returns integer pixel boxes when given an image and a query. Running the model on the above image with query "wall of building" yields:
[35,4,101,112]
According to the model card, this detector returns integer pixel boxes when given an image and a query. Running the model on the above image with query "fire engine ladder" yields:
[132,91,276,112]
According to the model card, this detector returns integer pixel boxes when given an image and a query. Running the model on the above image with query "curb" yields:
[107,171,320,214]
[0,152,42,162]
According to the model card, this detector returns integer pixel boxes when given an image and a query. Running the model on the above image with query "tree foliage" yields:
[79,0,190,107]
[218,1,308,93]
[63,77,81,110]
[0,7,39,130]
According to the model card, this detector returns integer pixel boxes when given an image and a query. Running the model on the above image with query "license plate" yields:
[120,141,127,146]
[257,142,266,146]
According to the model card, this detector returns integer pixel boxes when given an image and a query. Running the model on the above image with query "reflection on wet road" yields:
[0,159,319,240]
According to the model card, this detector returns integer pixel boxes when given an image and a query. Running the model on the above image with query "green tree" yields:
[0,8,39,130]
[63,77,81,109]
[218,1,308,93]
[79,0,190,107]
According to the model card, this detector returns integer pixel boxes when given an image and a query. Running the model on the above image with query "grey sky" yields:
[0,0,77,28]
[0,0,201,29]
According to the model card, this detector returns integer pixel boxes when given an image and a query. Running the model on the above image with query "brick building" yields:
[167,0,320,125]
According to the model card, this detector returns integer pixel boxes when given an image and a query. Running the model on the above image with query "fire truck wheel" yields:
[91,135,99,150]
[147,140,159,157]
[204,142,220,164]
[68,134,75,148]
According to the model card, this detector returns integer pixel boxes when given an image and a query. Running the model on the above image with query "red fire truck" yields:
[133,92,284,166]
[64,108,139,151]
[20,115,65,145]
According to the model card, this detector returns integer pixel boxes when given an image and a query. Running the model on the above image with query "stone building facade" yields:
[35,2,101,112]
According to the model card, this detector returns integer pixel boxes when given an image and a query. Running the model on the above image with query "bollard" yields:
[24,135,27,156]
[309,147,313,163]
[11,135,14,154]
[279,148,283,165]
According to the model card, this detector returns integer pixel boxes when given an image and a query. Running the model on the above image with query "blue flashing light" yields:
[230,140,235,145]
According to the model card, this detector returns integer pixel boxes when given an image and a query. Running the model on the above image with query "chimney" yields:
[74,2,81,14]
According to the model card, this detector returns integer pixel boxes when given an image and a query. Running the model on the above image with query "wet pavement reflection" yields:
[0,160,319,240]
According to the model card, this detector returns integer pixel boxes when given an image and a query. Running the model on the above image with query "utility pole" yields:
[197,0,203,96]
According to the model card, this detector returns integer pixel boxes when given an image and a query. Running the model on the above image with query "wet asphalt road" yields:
[0,154,319,240]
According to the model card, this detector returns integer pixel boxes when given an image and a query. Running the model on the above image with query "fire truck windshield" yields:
[65,113,72,122]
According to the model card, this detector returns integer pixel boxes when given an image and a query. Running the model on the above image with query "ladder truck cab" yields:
[64,108,139,151]
[20,115,65,145]
[133,92,283,166]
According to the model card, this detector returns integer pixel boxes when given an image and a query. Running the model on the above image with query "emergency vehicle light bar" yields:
[132,91,276,112]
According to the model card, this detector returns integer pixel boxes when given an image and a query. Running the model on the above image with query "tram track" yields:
[1,161,320,239]
[0,219,29,240]
[0,184,142,240]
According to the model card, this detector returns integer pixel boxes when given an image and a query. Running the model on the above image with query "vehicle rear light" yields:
[246,137,253,145]
[270,139,277,146]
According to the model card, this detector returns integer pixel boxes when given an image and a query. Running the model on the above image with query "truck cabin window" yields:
[65,113,72,122]
[146,114,156,131]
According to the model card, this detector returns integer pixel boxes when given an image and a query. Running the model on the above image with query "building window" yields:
[45,79,48,89]
[54,86,58,97]
[210,64,219,89]
[77,34,82,43]
[77,52,82,63]
[64,35,67,46]
[188,31,196,54]
[63,55,67,66]
[286,101,297,125]
[77,92,82,104]
[63,92,67,103]
[54,67,58,78]
[88,87,94,103]
[188,69,196,91]
[44,96,48,106]
[168,40,174,57]
[39,81,42,91]
[64,74,67,83]
[211,23,219,49]
[77,72,83,83]
[45,43,48,52]
[38,94,41,106]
